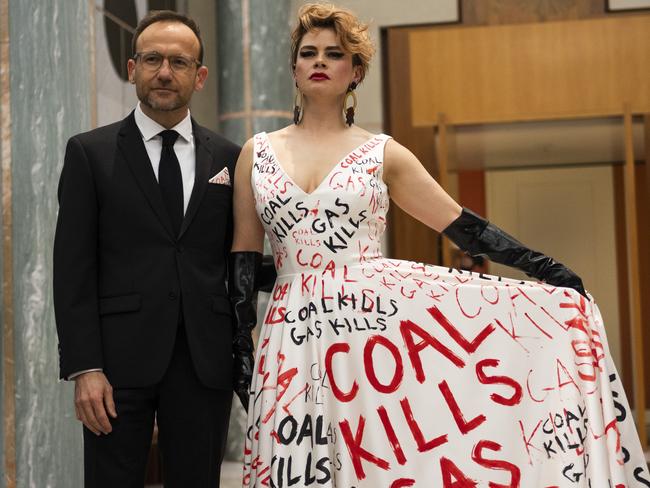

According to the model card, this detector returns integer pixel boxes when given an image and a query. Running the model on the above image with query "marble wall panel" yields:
[1,7,6,479]
[9,0,92,486]
[217,0,292,145]
[252,117,292,136]
[187,0,218,130]
[249,1,293,114]
[0,35,5,486]
[219,118,247,149]
[1,1,9,484]
[217,0,246,143]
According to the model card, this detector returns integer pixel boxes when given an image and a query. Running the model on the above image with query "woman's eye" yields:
[328,52,344,59]
[299,51,315,57]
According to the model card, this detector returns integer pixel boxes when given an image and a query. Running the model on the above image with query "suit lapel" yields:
[179,119,212,239]
[118,112,175,238]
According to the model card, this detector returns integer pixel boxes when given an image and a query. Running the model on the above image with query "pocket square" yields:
[209,167,231,186]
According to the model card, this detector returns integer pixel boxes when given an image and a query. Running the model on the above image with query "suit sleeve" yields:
[53,136,103,380]
[224,144,241,264]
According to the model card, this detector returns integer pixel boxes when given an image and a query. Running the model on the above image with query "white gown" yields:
[242,131,648,487]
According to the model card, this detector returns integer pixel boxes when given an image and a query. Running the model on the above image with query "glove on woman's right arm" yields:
[228,251,262,411]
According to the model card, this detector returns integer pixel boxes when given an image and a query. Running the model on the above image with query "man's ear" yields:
[127,58,136,84]
[194,65,209,91]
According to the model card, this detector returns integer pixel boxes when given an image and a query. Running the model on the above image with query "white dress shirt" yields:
[134,102,196,214]
[68,105,196,380]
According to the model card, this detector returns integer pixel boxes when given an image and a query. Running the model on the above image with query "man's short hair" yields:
[132,10,204,64]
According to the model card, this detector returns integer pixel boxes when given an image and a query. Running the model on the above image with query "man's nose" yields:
[157,59,173,79]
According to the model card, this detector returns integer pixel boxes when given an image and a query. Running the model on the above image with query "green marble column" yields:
[1,3,10,486]
[216,0,293,462]
[217,0,293,145]
[6,0,92,486]
[0,15,5,484]
[0,177,4,488]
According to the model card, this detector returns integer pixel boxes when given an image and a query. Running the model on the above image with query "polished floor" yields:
[219,461,242,488]
[147,461,241,488]
[148,455,650,487]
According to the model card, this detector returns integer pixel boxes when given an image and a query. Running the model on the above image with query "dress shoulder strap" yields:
[372,133,393,163]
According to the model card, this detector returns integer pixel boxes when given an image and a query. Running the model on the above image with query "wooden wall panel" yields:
[611,113,649,407]
[461,0,605,25]
[458,170,486,216]
[613,165,633,398]
[409,15,650,126]
[613,159,650,405]
[642,117,650,404]
[645,115,650,231]
[639,161,650,405]
[382,27,439,263]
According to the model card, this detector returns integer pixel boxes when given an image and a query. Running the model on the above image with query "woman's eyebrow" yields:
[299,45,342,50]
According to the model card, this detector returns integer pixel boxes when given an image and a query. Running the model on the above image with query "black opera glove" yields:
[228,251,263,411]
[442,207,587,298]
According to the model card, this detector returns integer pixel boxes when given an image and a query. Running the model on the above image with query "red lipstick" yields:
[309,72,330,80]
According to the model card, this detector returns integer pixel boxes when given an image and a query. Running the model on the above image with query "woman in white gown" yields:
[228,3,648,487]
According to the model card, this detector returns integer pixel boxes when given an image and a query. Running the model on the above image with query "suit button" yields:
[168,292,177,300]
[176,245,183,253]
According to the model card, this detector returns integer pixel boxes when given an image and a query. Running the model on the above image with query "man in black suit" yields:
[53,11,239,487]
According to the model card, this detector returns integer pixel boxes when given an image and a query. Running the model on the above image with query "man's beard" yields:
[139,86,188,112]
[142,93,185,112]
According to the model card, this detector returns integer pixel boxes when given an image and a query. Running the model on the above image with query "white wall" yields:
[187,0,218,129]
[486,165,622,369]
[94,0,147,127]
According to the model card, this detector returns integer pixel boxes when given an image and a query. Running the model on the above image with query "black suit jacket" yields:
[53,112,240,389]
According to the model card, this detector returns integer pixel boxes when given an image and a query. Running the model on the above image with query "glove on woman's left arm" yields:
[443,208,587,298]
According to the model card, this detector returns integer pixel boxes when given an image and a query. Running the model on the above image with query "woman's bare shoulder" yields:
[350,126,377,142]
[265,126,294,145]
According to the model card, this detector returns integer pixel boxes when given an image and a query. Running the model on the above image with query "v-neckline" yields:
[262,131,380,197]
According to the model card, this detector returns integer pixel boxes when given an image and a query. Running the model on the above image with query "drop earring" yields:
[343,81,358,127]
[293,87,303,125]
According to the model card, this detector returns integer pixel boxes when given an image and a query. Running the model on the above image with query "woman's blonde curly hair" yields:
[290,3,375,83]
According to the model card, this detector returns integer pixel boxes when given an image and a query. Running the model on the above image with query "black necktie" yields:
[158,130,183,236]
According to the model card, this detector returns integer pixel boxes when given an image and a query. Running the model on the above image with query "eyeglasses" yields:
[133,51,201,73]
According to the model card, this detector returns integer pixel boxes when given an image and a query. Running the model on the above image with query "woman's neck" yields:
[298,96,348,133]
